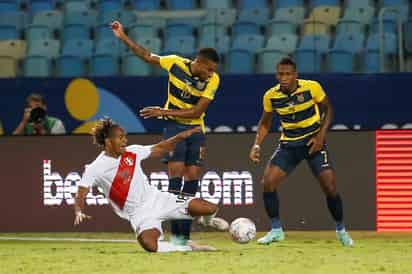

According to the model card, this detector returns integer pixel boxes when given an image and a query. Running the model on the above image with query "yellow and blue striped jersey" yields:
[263,79,326,143]
[159,55,220,132]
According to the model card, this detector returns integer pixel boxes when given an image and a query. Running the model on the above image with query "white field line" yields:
[0,237,136,243]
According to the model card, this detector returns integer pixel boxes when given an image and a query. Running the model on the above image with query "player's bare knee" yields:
[138,236,158,252]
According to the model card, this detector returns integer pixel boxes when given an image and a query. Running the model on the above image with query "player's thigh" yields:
[306,145,336,195]
[137,228,161,252]
[187,198,217,217]
[154,191,194,220]
[185,131,206,167]
[162,123,187,170]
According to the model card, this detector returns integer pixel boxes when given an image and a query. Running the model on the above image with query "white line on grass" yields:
[0,237,136,243]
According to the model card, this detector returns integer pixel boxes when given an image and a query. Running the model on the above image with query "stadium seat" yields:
[202,9,237,27]
[225,49,254,74]
[0,25,18,40]
[298,34,330,53]
[273,7,305,25]
[29,0,55,14]
[370,18,398,34]
[95,24,115,41]
[265,34,298,54]
[121,54,152,76]
[167,0,195,10]
[27,39,60,58]
[345,0,374,8]
[119,10,137,27]
[0,1,18,13]
[23,55,51,77]
[276,0,304,8]
[257,50,287,73]
[362,33,398,72]
[199,23,226,42]
[294,49,323,72]
[133,17,165,31]
[98,11,120,26]
[55,55,86,77]
[362,50,395,73]
[198,35,230,54]
[98,0,122,13]
[32,11,63,32]
[0,40,26,59]
[132,0,161,10]
[238,0,268,9]
[121,36,161,56]
[238,8,269,26]
[232,21,260,37]
[0,12,28,32]
[62,24,90,42]
[266,19,297,35]
[335,19,364,34]
[341,7,375,25]
[201,0,231,9]
[95,39,120,56]
[64,11,97,27]
[406,18,412,52]
[163,35,195,57]
[128,24,156,39]
[0,56,17,77]
[307,6,341,26]
[366,33,397,54]
[164,22,194,39]
[61,39,93,59]
[90,54,119,76]
[327,49,355,72]
[311,0,339,7]
[64,1,89,12]
[232,34,264,52]
[333,33,364,53]
[24,25,52,41]
[302,20,330,35]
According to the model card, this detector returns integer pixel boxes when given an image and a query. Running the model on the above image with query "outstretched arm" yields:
[150,127,201,158]
[73,186,92,226]
[111,21,160,66]
[249,111,273,163]
[140,98,211,120]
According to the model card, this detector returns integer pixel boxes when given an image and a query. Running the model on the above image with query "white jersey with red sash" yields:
[78,145,156,220]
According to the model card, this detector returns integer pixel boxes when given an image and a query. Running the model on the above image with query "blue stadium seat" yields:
[273,7,305,25]
[298,34,330,53]
[198,35,230,54]
[56,55,86,77]
[0,12,28,32]
[327,50,354,72]
[30,0,55,14]
[294,49,322,72]
[27,39,60,58]
[202,0,231,9]
[0,25,18,40]
[61,39,93,59]
[0,1,18,13]
[238,8,269,26]
[238,0,267,9]
[167,0,195,10]
[345,0,373,8]
[132,0,161,10]
[163,35,195,57]
[366,33,397,54]
[406,18,412,52]
[199,23,226,42]
[98,0,122,13]
[362,33,397,73]
[98,11,120,25]
[119,10,137,27]
[25,25,52,41]
[232,21,260,37]
[32,11,63,32]
[336,19,364,34]
[370,18,398,34]
[333,33,364,53]
[64,11,97,27]
[341,7,374,25]
[121,54,152,76]
[95,39,120,56]
[90,54,119,76]
[362,50,396,73]
[266,19,297,35]
[382,0,408,6]
[225,49,254,74]
[23,56,51,77]
[202,9,237,27]
[128,24,156,39]
[311,0,339,7]
[265,34,298,53]
[62,24,90,42]
[257,50,287,73]
[231,34,264,52]
[134,17,165,31]
[164,22,194,39]
[95,24,115,41]
[120,36,161,56]
[64,1,89,12]
[276,0,304,8]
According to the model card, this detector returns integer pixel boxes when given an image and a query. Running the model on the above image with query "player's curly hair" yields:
[91,117,120,148]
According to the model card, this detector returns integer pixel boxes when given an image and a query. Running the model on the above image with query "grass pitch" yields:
[0,231,411,274]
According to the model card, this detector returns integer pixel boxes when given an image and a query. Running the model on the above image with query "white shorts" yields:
[129,191,194,236]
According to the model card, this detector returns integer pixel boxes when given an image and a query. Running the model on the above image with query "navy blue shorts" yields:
[270,142,334,177]
[162,121,206,166]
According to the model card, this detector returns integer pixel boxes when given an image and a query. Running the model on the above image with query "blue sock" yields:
[179,180,199,240]
[263,192,281,229]
[326,194,345,231]
[168,177,183,236]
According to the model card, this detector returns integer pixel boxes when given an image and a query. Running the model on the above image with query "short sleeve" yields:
[263,91,273,113]
[78,165,96,189]
[201,74,220,100]
[311,81,326,103]
[159,55,179,72]
[127,145,153,160]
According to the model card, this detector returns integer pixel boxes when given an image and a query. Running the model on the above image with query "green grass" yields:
[1,231,412,274]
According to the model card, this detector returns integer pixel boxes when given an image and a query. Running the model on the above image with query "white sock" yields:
[156,241,192,253]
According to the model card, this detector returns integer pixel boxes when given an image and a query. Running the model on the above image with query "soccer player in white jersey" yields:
[73,118,228,252]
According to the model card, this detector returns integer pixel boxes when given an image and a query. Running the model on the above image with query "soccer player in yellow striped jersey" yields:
[112,21,228,250]
[249,58,353,247]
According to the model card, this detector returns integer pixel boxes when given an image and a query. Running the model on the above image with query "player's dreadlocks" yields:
[91,117,120,148]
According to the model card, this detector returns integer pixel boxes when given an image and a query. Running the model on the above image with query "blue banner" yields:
[0,74,410,134]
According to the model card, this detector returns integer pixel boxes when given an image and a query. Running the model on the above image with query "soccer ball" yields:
[229,218,256,244]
